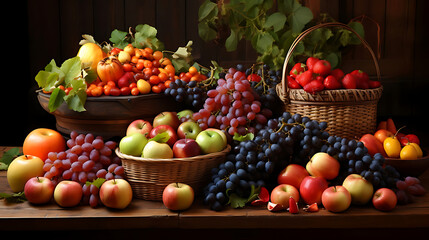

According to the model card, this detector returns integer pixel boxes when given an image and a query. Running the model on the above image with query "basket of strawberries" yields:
[276,22,383,139]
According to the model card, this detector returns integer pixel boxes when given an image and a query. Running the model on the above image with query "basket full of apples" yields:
[115,110,230,201]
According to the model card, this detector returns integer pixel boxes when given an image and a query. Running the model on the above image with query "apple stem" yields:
[176,182,179,188]
[394,126,406,138]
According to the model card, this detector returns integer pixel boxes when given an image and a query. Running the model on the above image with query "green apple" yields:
[177,121,201,139]
[142,141,173,159]
[119,133,148,156]
[195,130,227,154]
[206,128,227,146]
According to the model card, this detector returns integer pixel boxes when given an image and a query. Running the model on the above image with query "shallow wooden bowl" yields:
[37,91,181,139]
[385,150,429,177]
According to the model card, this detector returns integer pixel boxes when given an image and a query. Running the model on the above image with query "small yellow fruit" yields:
[118,51,131,63]
[400,145,418,160]
[137,80,151,94]
[409,143,423,158]
[383,137,401,158]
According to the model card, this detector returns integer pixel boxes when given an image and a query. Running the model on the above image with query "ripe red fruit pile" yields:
[287,57,382,94]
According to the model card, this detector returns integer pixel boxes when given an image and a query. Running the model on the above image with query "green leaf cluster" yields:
[198,0,365,70]
[109,24,164,51]
[35,56,95,112]
[0,148,21,170]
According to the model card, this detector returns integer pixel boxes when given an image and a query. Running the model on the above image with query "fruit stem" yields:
[394,126,406,138]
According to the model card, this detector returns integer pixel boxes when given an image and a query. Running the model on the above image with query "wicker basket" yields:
[276,22,383,139]
[115,145,231,201]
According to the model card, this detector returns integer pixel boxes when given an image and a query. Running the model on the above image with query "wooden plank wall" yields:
[2,0,428,146]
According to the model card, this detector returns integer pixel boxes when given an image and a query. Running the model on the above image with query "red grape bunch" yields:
[193,67,272,136]
[42,131,124,207]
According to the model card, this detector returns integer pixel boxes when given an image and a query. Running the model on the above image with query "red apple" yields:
[24,176,55,204]
[277,164,309,189]
[321,186,352,212]
[177,121,201,140]
[270,184,300,209]
[306,152,340,180]
[372,188,397,211]
[23,128,66,161]
[99,179,133,209]
[342,174,374,205]
[149,125,178,147]
[54,180,83,207]
[7,155,45,192]
[299,176,328,205]
[126,119,152,136]
[153,111,181,130]
[359,134,387,157]
[162,183,194,211]
[374,129,394,145]
[172,139,201,158]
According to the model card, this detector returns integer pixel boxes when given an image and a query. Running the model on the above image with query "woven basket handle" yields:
[280,22,381,98]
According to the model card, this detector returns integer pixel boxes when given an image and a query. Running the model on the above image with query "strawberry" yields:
[267,202,285,212]
[247,73,261,82]
[342,73,357,89]
[303,203,319,212]
[290,63,306,78]
[323,75,342,90]
[315,75,324,83]
[369,80,381,88]
[288,197,299,214]
[331,68,344,81]
[351,70,369,89]
[287,76,301,89]
[296,70,313,87]
[304,80,324,94]
[306,57,319,70]
[251,187,270,206]
[313,60,331,77]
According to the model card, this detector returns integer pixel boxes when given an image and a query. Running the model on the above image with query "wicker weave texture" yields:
[115,145,230,201]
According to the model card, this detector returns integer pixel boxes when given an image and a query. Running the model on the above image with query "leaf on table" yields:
[0,192,27,203]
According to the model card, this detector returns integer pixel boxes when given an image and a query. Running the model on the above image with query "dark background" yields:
[2,0,429,146]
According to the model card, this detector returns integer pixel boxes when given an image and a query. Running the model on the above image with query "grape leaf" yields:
[85,178,106,189]
[109,29,129,49]
[0,147,21,170]
[264,12,287,32]
[198,22,217,42]
[149,132,170,143]
[227,185,260,208]
[61,56,82,86]
[198,0,218,21]
[225,29,239,52]
[0,192,26,203]
[133,24,164,51]
[288,6,313,33]
[48,87,66,112]
[233,132,254,142]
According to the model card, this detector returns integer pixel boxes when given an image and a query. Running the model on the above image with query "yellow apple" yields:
[7,155,44,192]
[99,179,133,209]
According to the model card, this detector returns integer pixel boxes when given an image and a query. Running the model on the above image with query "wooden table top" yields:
[1,146,429,232]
